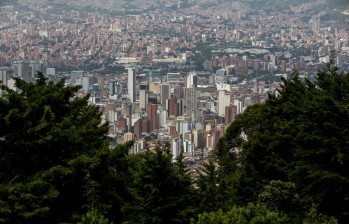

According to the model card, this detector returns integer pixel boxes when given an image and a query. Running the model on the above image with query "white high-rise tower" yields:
[128,68,136,103]
[186,71,197,88]
[0,67,7,97]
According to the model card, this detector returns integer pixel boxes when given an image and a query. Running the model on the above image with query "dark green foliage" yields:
[303,205,338,224]
[78,209,110,224]
[193,203,289,224]
[258,180,299,213]
[123,147,197,224]
[196,160,221,212]
[215,57,349,222]
[0,73,130,223]
[0,73,108,179]
[195,159,240,213]
[193,203,338,224]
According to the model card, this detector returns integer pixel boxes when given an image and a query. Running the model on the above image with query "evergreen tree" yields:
[123,147,197,224]
[78,209,110,224]
[0,73,129,223]
[194,203,289,224]
[215,58,349,222]
[0,73,108,179]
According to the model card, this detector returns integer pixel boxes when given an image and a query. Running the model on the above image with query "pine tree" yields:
[124,147,197,224]
[0,73,130,223]
[0,72,108,179]
[215,58,349,221]
[194,203,289,224]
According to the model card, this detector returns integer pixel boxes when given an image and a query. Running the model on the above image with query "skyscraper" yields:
[167,97,179,117]
[139,89,148,110]
[82,76,90,92]
[218,90,231,117]
[0,67,7,97]
[30,62,43,79]
[172,137,182,162]
[186,71,197,88]
[14,62,30,82]
[225,105,237,125]
[0,67,7,85]
[134,118,142,140]
[160,83,170,105]
[142,117,150,133]
[147,103,158,131]
[173,85,184,99]
[183,87,198,115]
[109,81,124,96]
[128,68,136,103]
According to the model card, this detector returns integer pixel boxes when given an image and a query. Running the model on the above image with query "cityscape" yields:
[1,0,349,163]
[1,0,349,223]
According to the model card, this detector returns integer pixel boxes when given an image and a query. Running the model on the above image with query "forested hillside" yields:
[1,57,349,223]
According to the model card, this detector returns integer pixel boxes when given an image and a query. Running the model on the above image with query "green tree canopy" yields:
[0,73,130,223]
[123,147,198,224]
[194,203,289,224]
[0,73,108,179]
[215,58,349,222]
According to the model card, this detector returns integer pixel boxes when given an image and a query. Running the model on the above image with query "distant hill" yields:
[197,0,349,15]
[244,0,308,10]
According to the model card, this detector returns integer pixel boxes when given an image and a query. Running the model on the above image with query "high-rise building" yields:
[183,88,198,116]
[128,68,136,103]
[118,117,127,132]
[167,97,179,117]
[218,90,231,117]
[147,103,158,131]
[142,118,150,133]
[0,67,7,85]
[193,129,204,149]
[172,137,182,162]
[173,85,184,99]
[159,108,167,128]
[23,62,31,82]
[186,71,197,88]
[225,105,237,125]
[0,67,7,97]
[82,76,90,92]
[14,62,31,82]
[30,62,44,79]
[109,81,124,96]
[233,99,244,115]
[134,118,142,140]
[177,99,184,116]
[139,90,148,110]
[160,83,170,105]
